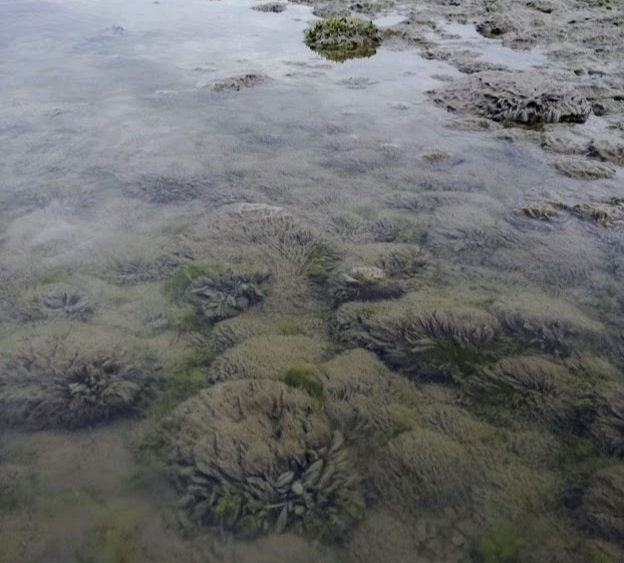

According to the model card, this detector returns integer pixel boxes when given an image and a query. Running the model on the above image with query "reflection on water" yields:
[1,1,623,563]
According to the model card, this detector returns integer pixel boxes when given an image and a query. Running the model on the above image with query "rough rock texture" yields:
[432,71,591,125]
[162,379,364,539]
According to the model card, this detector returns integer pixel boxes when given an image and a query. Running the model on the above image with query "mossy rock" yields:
[304,17,381,62]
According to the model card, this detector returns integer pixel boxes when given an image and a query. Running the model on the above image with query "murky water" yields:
[1,1,623,562]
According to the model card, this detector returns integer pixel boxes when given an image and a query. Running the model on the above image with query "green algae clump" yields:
[283,364,324,399]
[304,17,381,62]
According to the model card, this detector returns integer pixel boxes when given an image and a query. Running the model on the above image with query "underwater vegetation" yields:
[211,74,268,92]
[112,254,183,287]
[433,71,591,125]
[206,334,327,385]
[165,261,271,326]
[304,17,381,62]
[283,364,324,400]
[490,291,604,358]
[25,282,94,322]
[324,265,405,307]
[336,291,502,381]
[580,465,624,543]
[252,2,286,13]
[160,379,364,540]
[550,157,617,180]
[0,324,159,429]
[127,174,209,204]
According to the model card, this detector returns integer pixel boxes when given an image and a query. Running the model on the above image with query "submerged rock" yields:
[162,379,364,539]
[211,74,268,92]
[252,2,286,12]
[432,71,591,125]
[128,174,207,204]
[551,157,616,180]
[304,17,381,62]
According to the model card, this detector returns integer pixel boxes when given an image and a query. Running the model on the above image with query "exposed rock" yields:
[432,71,591,125]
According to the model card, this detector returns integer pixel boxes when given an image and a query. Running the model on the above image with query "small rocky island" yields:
[304,16,381,61]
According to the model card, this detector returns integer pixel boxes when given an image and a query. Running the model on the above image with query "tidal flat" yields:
[0,0,623,562]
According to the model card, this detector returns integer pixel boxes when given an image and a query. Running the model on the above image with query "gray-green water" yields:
[1,1,623,562]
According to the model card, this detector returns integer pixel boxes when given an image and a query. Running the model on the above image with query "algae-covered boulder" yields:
[432,71,591,125]
[336,292,501,381]
[162,379,364,539]
[0,324,159,429]
[304,17,381,62]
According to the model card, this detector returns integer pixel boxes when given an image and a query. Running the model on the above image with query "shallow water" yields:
[1,1,623,562]
[434,21,548,71]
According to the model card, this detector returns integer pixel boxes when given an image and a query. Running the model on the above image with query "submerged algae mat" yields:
[1,0,624,562]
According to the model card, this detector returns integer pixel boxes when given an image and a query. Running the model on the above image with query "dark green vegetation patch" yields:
[304,17,381,62]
